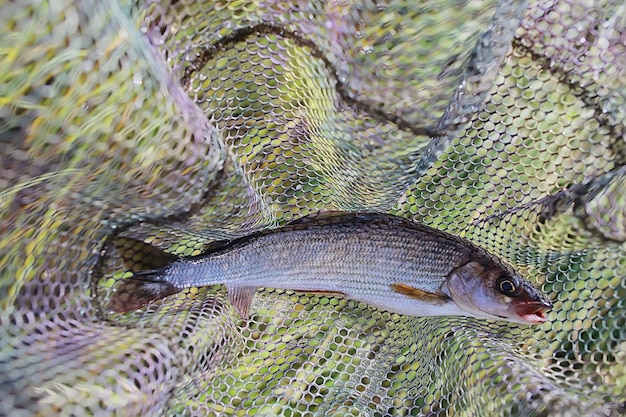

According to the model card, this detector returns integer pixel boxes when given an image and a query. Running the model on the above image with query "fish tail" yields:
[108,273,180,313]
[107,237,181,313]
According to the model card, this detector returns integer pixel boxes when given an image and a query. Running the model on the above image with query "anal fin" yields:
[390,283,449,305]
[227,285,258,320]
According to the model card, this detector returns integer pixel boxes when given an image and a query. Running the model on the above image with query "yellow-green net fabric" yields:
[1,0,625,415]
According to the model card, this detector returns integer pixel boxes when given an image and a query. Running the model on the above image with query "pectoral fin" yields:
[390,283,449,305]
[227,285,258,320]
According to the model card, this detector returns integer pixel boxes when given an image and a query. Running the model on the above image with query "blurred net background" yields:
[1,0,625,416]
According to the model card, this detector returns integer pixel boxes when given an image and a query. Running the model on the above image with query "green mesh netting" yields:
[1,0,625,416]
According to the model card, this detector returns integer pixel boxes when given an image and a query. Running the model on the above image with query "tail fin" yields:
[107,237,180,313]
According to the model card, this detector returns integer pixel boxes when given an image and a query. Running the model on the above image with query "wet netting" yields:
[1,0,625,416]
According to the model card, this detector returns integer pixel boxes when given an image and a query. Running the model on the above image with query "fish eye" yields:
[496,276,519,296]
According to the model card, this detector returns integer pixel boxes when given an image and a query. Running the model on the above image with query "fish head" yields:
[442,261,553,324]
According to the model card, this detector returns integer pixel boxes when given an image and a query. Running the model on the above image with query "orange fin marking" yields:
[390,283,449,305]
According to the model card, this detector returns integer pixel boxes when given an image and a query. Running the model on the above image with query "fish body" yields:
[110,212,552,324]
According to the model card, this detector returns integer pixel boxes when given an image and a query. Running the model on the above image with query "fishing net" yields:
[1,0,625,415]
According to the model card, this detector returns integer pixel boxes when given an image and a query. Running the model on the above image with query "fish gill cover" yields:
[0,0,625,416]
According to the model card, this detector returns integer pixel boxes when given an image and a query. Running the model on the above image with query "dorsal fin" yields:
[114,237,178,272]
[199,238,232,253]
[286,211,361,227]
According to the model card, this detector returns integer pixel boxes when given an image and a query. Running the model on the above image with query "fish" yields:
[108,212,553,324]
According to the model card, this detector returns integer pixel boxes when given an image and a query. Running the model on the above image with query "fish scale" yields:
[166,220,470,292]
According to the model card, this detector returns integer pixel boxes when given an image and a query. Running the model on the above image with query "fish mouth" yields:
[513,301,552,324]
